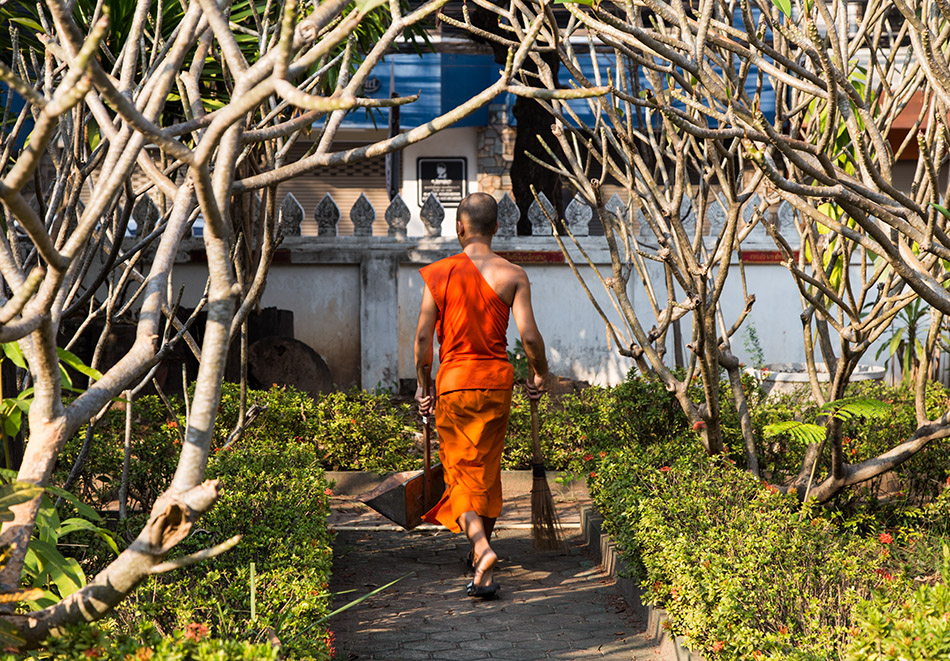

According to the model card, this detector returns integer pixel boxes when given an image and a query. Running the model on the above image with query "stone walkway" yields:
[327,488,671,660]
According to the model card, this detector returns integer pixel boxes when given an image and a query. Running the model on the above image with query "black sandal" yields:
[466,552,499,599]
[466,581,499,599]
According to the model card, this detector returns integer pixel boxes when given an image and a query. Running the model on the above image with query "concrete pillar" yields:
[360,252,400,391]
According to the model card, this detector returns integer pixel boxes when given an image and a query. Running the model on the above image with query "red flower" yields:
[874,568,893,581]
[184,622,209,642]
[599,451,607,458]
[83,649,102,659]
[660,466,671,472]
[166,420,178,429]
[712,641,724,653]
[324,487,333,496]
[584,454,594,462]
[692,420,706,431]
[879,532,893,544]
[589,472,597,478]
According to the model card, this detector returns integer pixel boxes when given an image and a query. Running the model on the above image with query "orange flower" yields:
[692,420,706,431]
[184,622,209,642]
[166,420,178,429]
[660,466,671,472]
[324,487,333,496]
[712,641,724,653]
[879,532,893,544]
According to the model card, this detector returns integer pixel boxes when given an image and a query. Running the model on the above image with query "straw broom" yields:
[529,394,563,551]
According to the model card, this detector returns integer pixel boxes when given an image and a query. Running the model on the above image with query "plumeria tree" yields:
[501,0,950,501]
[0,0,586,646]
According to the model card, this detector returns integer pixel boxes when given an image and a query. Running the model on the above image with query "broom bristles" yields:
[531,466,564,552]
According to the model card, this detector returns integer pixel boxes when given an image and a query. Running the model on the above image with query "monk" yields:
[414,192,553,599]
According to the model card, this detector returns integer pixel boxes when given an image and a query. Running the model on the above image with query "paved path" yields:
[327,490,670,660]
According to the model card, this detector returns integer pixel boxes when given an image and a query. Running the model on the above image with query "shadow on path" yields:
[328,525,668,660]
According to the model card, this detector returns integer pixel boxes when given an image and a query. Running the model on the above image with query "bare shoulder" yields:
[493,254,529,285]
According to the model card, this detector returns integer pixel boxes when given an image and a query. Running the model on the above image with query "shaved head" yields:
[458,193,498,236]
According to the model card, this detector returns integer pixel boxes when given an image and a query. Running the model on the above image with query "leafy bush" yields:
[590,449,907,660]
[107,422,335,659]
[10,622,279,660]
[503,374,687,472]
[745,380,950,508]
[52,385,336,660]
[846,547,950,660]
[305,390,419,472]
[57,385,422,505]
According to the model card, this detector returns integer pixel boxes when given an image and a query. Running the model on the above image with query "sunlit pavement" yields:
[327,484,671,660]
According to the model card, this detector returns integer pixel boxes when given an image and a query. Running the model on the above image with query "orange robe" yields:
[420,253,514,532]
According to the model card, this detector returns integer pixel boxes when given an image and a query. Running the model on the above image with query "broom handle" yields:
[423,378,432,507]
[530,397,543,465]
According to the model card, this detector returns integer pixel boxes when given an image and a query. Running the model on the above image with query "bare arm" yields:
[414,286,438,414]
[510,270,553,395]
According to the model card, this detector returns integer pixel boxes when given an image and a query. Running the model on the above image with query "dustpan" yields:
[361,382,445,529]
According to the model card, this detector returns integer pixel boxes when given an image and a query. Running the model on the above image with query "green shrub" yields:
[54,385,336,660]
[306,390,419,472]
[12,622,279,660]
[109,429,335,659]
[590,449,907,660]
[57,385,423,504]
[503,374,687,472]
[846,547,950,660]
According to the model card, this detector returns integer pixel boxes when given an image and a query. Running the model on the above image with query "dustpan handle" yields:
[423,378,432,507]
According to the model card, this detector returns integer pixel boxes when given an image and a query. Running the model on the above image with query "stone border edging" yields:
[579,505,707,661]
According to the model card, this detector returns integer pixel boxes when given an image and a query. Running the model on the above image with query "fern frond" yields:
[820,397,890,422]
[763,421,827,445]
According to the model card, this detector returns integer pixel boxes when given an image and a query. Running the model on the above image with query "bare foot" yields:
[473,548,497,588]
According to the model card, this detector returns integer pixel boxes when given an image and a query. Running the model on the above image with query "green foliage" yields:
[507,339,531,381]
[743,324,767,370]
[306,389,419,472]
[0,479,45,648]
[111,440,335,657]
[58,384,420,508]
[874,299,935,385]
[763,397,891,447]
[770,0,792,17]
[48,385,336,659]
[590,451,904,660]
[503,373,688,472]
[763,420,826,446]
[0,342,102,464]
[846,546,950,660]
[20,488,118,609]
[10,622,279,660]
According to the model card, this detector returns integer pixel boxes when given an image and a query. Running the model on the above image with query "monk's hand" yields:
[415,387,435,416]
[525,372,551,400]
